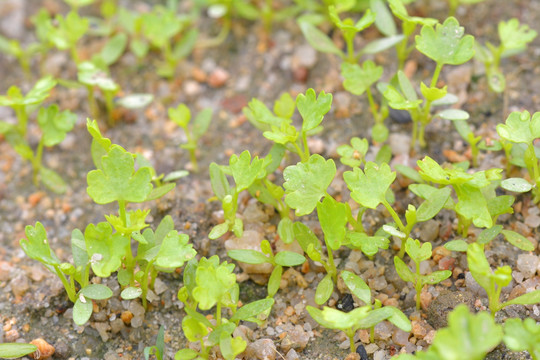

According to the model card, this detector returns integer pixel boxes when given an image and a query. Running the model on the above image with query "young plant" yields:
[344,161,451,257]
[176,256,275,360]
[144,325,165,360]
[383,17,474,148]
[388,0,437,70]
[307,271,410,353]
[20,222,113,325]
[394,238,452,310]
[475,18,537,93]
[467,243,540,316]
[0,34,44,77]
[497,110,540,202]
[299,6,403,64]
[395,304,503,360]
[503,318,540,360]
[341,61,389,142]
[227,239,306,298]
[0,78,77,193]
[168,104,213,172]
[42,11,89,64]
[0,343,38,359]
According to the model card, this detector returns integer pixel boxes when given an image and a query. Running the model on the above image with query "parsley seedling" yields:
[476,18,537,93]
[169,104,213,172]
[394,238,452,310]
[228,239,306,298]
[20,222,113,325]
[0,34,43,77]
[503,318,540,360]
[176,256,274,360]
[383,17,474,148]
[42,11,89,64]
[467,243,540,316]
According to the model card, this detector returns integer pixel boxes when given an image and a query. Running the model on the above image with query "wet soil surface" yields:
[1,0,540,359]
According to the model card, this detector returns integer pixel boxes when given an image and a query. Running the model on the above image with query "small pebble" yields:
[285,348,300,360]
[207,67,229,88]
[245,339,276,360]
[365,343,378,354]
[517,254,538,278]
[30,338,55,360]
[356,343,369,360]
[392,329,410,346]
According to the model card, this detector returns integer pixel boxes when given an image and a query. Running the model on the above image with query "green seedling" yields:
[344,161,451,257]
[20,222,113,325]
[136,153,188,189]
[396,304,503,360]
[176,256,274,360]
[467,243,540,316]
[0,343,38,359]
[307,271,410,353]
[117,7,151,60]
[228,239,306,298]
[299,6,403,64]
[383,17,474,148]
[168,104,213,172]
[503,318,540,360]
[341,61,389,142]
[337,137,369,168]
[452,119,483,167]
[42,11,89,64]
[341,270,411,345]
[475,18,537,93]
[140,6,197,78]
[497,110,540,202]
[394,238,452,310]
[416,156,515,238]
[144,325,165,360]
[388,0,437,69]
[0,77,77,193]
[0,35,44,77]
[245,89,332,163]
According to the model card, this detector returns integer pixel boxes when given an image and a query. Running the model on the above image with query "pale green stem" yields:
[54,266,77,303]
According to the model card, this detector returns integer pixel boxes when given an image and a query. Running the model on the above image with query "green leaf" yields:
[121,287,143,300]
[405,238,432,264]
[497,110,540,144]
[267,265,282,298]
[0,343,38,359]
[436,109,470,121]
[416,187,451,222]
[192,108,212,140]
[315,274,334,305]
[296,89,332,132]
[444,239,469,252]
[503,318,540,358]
[422,270,452,285]
[415,17,475,65]
[220,333,246,360]
[346,231,390,257]
[169,104,191,129]
[371,0,396,36]
[361,35,405,55]
[307,305,370,331]
[37,105,77,147]
[39,167,68,194]
[420,82,447,102]
[383,85,422,110]
[274,251,305,267]
[105,209,150,235]
[71,229,88,268]
[146,182,176,201]
[389,0,437,26]
[283,155,336,216]
[209,222,230,240]
[467,243,491,291]
[20,222,60,266]
[277,217,295,244]
[501,178,534,193]
[84,222,129,277]
[341,61,383,96]
[87,146,153,204]
[430,304,503,360]
[293,222,322,255]
[298,21,343,57]
[273,93,295,119]
[80,284,113,300]
[182,316,209,343]
[477,225,502,244]
[116,94,153,109]
[317,196,348,251]
[209,163,231,200]
[386,306,412,332]
[174,348,199,360]
[100,32,127,65]
[499,18,537,52]
[192,256,237,310]
[455,184,492,228]
[230,298,274,322]
[501,229,535,251]
[398,70,418,101]
[156,231,196,268]
[344,162,395,209]
[341,270,371,305]
[73,296,93,325]
[394,256,415,283]
[228,249,269,265]
[337,137,369,168]
[229,150,266,192]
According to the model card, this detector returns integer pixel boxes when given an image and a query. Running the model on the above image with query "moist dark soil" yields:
[1,0,540,359]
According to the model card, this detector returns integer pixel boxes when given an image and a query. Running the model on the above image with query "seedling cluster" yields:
[1,0,539,359]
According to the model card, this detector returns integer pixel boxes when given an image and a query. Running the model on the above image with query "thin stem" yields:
[141,260,155,309]
[197,17,231,48]
[327,248,337,283]
[216,302,222,326]
[32,138,45,186]
[366,87,380,124]
[382,200,406,233]
[301,132,310,161]
[15,106,28,136]
[54,266,76,303]
[189,149,198,173]
[346,35,355,64]
[87,86,99,120]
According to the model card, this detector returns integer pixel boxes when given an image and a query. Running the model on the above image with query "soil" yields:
[0,0,540,360]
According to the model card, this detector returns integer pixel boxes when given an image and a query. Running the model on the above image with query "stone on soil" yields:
[245,338,276,360]
[517,254,538,278]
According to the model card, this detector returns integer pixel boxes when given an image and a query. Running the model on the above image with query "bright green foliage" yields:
[169,104,213,172]
[337,137,369,168]
[341,61,388,142]
[84,222,129,278]
[44,11,89,63]
[283,154,336,216]
[177,257,274,360]
[228,239,305,298]
[144,326,165,360]
[0,343,38,359]
[476,18,537,92]
[394,238,452,310]
[467,243,540,315]
[20,223,113,325]
[344,162,395,209]
[503,318,540,360]
[299,6,403,64]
